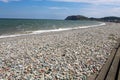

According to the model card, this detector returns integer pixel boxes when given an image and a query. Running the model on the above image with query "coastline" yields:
[0,22,105,39]
[0,22,120,79]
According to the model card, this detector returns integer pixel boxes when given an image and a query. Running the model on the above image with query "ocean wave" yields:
[0,22,106,39]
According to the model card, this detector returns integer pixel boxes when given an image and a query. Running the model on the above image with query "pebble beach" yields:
[0,22,120,80]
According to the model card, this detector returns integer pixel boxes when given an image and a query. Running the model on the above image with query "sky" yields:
[0,0,120,19]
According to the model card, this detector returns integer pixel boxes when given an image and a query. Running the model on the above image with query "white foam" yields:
[0,22,106,39]
[31,28,72,34]
[31,22,106,34]
[0,34,29,39]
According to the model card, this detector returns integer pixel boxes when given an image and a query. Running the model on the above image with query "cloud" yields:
[48,7,69,10]
[0,0,20,3]
[77,6,120,18]
[49,0,120,5]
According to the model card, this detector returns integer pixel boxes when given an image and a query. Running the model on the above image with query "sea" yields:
[0,19,105,38]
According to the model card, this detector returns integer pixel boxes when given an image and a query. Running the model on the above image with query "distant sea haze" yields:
[0,19,105,38]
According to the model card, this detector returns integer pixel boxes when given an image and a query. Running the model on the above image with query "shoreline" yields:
[0,22,105,39]
[0,22,120,79]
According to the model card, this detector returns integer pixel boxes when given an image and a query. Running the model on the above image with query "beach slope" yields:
[0,23,120,79]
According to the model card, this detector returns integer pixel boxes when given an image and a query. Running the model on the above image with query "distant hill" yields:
[65,15,120,23]
[65,15,88,20]
[99,16,120,22]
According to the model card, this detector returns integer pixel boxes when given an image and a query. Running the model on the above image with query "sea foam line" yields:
[31,22,106,34]
[0,22,106,39]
